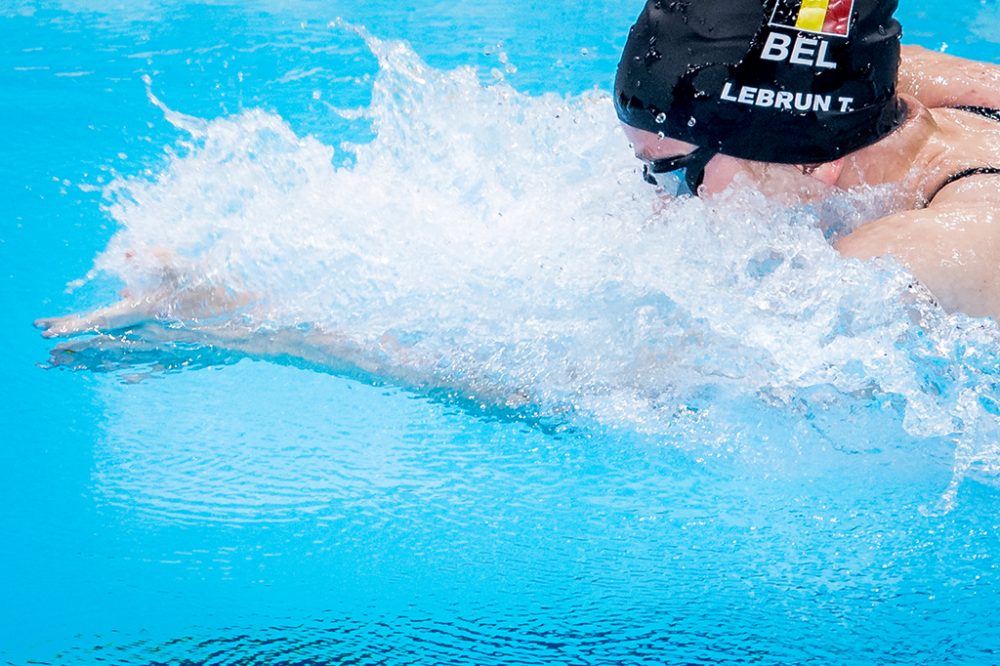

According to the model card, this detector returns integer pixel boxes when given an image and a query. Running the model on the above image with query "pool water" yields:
[4,1,1000,663]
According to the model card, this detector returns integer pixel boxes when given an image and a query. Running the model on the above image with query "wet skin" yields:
[625,45,1000,321]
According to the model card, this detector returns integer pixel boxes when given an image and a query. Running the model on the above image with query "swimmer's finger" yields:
[34,315,86,338]
[33,313,110,338]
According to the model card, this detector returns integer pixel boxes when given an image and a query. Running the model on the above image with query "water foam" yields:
[72,27,1000,503]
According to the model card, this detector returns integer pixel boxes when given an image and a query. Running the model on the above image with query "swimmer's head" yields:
[615,0,906,194]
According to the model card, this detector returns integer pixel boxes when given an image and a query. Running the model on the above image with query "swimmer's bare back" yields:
[899,45,1000,110]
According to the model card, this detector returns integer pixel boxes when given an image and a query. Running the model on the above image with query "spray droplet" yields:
[687,117,697,127]
[655,112,667,124]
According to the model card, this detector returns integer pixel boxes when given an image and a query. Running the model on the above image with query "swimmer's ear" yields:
[805,158,846,186]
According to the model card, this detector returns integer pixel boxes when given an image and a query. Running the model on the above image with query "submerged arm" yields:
[898,45,1000,109]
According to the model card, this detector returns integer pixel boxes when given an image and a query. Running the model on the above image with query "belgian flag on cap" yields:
[770,0,856,38]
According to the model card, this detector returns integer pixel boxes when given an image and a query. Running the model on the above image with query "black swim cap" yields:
[615,0,906,164]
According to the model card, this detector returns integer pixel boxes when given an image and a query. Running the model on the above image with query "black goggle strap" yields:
[643,146,718,195]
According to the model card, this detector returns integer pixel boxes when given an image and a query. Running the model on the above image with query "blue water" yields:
[4,1,1000,663]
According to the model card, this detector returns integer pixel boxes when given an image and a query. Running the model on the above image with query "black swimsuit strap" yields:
[953,105,1000,122]
[930,167,1000,201]
[927,106,1000,202]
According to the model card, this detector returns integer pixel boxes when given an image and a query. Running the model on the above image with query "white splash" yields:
[77,28,1000,502]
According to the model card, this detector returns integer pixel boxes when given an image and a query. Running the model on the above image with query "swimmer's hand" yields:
[35,285,253,339]
[35,296,164,338]
[34,250,254,338]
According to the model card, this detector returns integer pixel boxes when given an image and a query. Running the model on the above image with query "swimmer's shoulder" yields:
[927,105,1000,165]
[922,105,1000,205]
[836,197,1000,320]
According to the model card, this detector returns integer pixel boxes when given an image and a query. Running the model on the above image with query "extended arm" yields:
[34,254,531,406]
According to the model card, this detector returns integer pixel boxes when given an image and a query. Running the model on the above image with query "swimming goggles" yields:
[641,145,717,195]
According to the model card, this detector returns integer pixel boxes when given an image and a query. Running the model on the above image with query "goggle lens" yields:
[642,146,717,195]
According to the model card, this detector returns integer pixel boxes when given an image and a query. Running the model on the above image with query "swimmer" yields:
[33,0,1000,345]
[616,0,1000,319]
